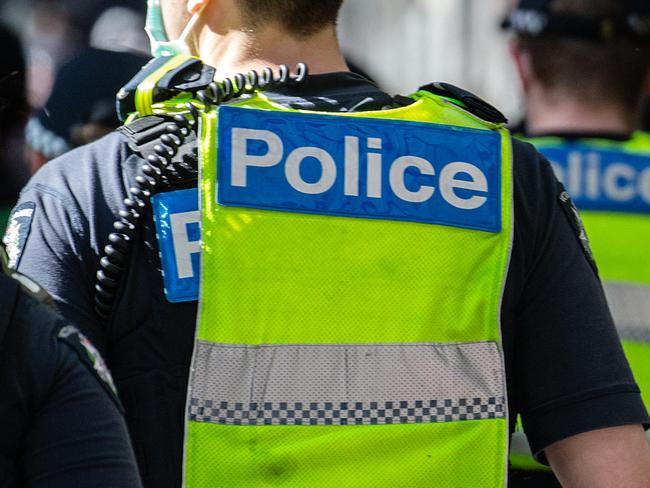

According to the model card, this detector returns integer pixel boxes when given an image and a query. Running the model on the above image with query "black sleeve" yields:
[0,291,142,488]
[4,134,130,354]
[506,140,649,460]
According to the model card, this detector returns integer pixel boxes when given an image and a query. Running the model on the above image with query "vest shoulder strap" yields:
[628,131,650,153]
[523,132,650,156]
[419,82,508,125]
[116,56,215,121]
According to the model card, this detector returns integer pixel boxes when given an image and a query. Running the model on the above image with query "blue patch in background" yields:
[539,144,650,214]
[216,106,502,233]
[152,188,200,302]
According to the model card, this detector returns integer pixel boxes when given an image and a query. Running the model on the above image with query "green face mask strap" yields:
[145,0,169,55]
[145,0,209,58]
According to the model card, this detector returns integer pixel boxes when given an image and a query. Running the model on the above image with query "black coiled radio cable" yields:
[94,63,309,321]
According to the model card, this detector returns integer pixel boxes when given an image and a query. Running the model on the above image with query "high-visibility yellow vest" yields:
[178,89,514,487]
[532,133,650,397]
[511,132,650,471]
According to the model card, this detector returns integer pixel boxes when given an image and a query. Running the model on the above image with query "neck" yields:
[195,24,349,79]
[525,87,636,136]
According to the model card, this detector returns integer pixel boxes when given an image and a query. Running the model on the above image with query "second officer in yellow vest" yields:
[505,0,650,485]
[6,0,650,486]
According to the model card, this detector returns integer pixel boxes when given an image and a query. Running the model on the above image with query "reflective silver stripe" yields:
[509,431,533,457]
[189,341,505,426]
[603,282,650,343]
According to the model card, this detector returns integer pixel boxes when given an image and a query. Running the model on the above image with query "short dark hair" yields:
[517,0,650,111]
[238,0,344,37]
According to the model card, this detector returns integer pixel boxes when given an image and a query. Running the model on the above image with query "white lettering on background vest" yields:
[550,151,650,204]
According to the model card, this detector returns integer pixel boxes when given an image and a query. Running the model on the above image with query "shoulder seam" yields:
[26,183,87,237]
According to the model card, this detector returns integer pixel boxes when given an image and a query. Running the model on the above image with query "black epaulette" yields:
[116,56,215,122]
[419,82,508,125]
[118,115,177,151]
[0,243,54,347]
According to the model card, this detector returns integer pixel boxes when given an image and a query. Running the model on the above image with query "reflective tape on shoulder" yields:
[603,282,650,343]
[188,341,506,426]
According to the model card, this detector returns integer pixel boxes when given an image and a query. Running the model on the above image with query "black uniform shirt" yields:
[0,274,142,488]
[7,73,649,487]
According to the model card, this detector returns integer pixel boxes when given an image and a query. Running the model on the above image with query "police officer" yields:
[0,243,142,487]
[6,0,650,486]
[1,27,141,488]
[504,0,650,484]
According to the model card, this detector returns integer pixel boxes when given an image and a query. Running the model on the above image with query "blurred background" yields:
[0,0,149,108]
[0,0,520,228]
[1,0,519,116]
[340,0,519,117]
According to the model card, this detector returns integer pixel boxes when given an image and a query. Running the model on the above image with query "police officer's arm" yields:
[0,286,142,487]
[3,142,123,353]
[546,425,650,487]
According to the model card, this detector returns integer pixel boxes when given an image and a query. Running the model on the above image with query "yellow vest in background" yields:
[531,132,650,402]
[510,132,650,471]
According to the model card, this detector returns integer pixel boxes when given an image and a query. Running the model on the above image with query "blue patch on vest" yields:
[151,188,200,303]
[539,144,650,214]
[216,106,502,233]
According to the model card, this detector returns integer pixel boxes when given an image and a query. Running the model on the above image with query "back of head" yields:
[25,48,149,168]
[237,0,344,37]
[509,0,650,112]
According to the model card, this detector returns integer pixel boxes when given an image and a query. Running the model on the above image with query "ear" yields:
[187,0,210,15]
[509,38,534,94]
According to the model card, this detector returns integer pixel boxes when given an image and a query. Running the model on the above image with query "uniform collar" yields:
[266,71,393,113]
[528,131,633,142]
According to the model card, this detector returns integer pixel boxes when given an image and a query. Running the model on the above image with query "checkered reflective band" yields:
[189,397,505,426]
[188,341,506,427]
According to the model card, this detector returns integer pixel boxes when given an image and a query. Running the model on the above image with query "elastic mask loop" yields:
[146,0,208,58]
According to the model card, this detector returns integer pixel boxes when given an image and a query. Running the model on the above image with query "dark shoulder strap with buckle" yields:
[118,115,176,151]
[419,82,508,125]
[116,57,215,122]
[117,115,198,178]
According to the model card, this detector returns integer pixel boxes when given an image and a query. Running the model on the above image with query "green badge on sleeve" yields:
[3,202,36,270]
[558,188,598,274]
[57,325,124,412]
